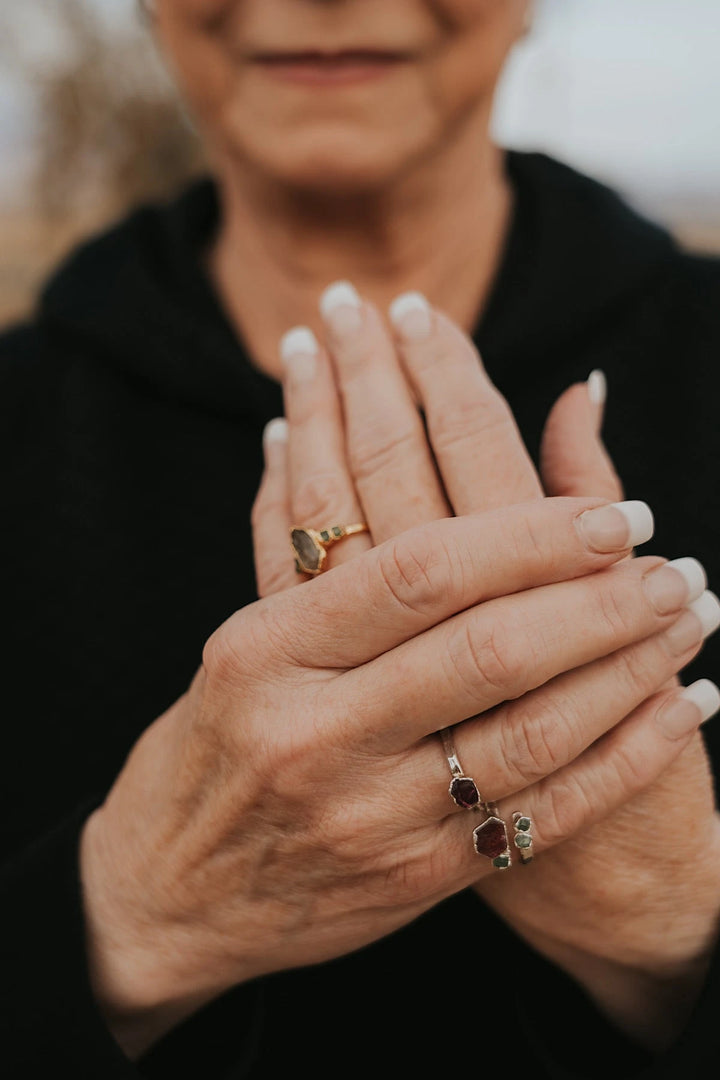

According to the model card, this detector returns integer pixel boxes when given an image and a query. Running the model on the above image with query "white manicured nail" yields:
[388,291,432,341]
[687,590,720,637]
[644,557,707,615]
[657,679,720,738]
[671,557,708,604]
[577,500,654,552]
[280,326,318,362]
[263,417,288,444]
[319,280,363,335]
[587,369,607,408]
[682,679,720,723]
[280,326,318,380]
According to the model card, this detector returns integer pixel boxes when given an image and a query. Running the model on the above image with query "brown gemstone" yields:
[473,816,509,859]
[449,777,480,809]
[291,529,322,572]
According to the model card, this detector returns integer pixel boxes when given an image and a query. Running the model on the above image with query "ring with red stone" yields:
[473,808,512,870]
[290,522,370,576]
[439,726,482,810]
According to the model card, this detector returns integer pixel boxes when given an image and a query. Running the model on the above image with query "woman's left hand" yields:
[253,283,720,1051]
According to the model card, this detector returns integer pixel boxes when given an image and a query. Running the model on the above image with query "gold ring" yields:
[291,523,369,575]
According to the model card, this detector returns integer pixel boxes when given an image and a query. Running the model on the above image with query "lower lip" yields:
[254,57,407,87]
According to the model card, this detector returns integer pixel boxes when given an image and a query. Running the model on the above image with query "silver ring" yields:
[439,725,513,870]
[439,726,482,810]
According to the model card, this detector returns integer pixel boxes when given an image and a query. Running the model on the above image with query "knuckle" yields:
[350,426,418,483]
[293,471,348,523]
[607,737,652,793]
[450,617,518,700]
[501,696,572,787]
[377,532,445,615]
[202,623,242,684]
[432,390,513,453]
[595,578,636,641]
[540,772,595,846]
[612,641,658,698]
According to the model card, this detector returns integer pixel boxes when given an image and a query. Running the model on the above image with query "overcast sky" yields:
[1,0,719,217]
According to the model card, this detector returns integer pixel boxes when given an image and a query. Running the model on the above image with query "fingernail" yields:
[577,500,654,553]
[279,326,318,380]
[263,417,288,445]
[587,369,607,431]
[587,369,607,407]
[643,557,707,614]
[688,590,720,637]
[263,414,289,453]
[664,609,706,656]
[656,679,720,738]
[319,280,363,336]
[388,291,432,342]
[665,590,720,655]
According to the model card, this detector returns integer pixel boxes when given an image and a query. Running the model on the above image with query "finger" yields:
[348,557,718,749]
[251,419,298,597]
[435,677,720,883]
[413,558,711,817]
[318,280,451,542]
[388,292,542,512]
[280,326,372,570]
[253,496,654,670]
[540,371,624,502]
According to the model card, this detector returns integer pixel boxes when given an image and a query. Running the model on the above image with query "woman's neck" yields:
[207,114,512,382]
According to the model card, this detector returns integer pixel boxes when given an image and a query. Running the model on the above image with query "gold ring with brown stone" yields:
[290,523,370,576]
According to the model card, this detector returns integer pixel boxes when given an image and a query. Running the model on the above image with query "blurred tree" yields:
[0,0,204,221]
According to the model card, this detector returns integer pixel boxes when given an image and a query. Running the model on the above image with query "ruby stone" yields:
[473,817,509,859]
[449,777,480,809]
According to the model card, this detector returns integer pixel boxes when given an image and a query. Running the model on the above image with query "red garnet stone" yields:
[473,817,509,859]
[449,777,480,809]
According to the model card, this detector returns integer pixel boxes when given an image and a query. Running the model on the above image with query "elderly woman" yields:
[2,2,720,1077]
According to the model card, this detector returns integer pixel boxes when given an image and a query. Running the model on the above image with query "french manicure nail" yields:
[656,679,720,738]
[666,591,720,655]
[319,280,363,336]
[263,417,288,445]
[577,500,654,553]
[280,326,318,380]
[643,557,707,614]
[388,291,432,341]
[587,369,607,408]
[664,609,705,656]
[687,590,720,637]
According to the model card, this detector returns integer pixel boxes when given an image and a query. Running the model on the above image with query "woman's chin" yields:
[223,124,427,195]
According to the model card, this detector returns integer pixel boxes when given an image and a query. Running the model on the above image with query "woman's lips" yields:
[251,50,411,87]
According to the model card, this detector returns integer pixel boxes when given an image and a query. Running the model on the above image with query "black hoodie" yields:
[1,152,720,1079]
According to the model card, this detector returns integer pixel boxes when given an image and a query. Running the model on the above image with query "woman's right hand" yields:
[80,497,708,1058]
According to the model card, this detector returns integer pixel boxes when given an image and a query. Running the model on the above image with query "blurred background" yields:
[1,0,719,326]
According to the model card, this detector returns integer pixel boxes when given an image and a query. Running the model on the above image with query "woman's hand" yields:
[254,281,720,1050]
[80,497,699,1060]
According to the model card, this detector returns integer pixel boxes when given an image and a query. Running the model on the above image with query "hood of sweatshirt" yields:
[36,151,676,426]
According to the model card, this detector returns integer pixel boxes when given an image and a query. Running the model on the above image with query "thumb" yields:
[540,369,624,502]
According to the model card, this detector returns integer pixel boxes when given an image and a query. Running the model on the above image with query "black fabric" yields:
[1,150,719,1078]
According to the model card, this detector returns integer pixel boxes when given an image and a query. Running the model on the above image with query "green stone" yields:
[320,530,331,542]
[332,526,343,538]
[515,816,531,831]
[515,833,532,849]
[492,854,510,869]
